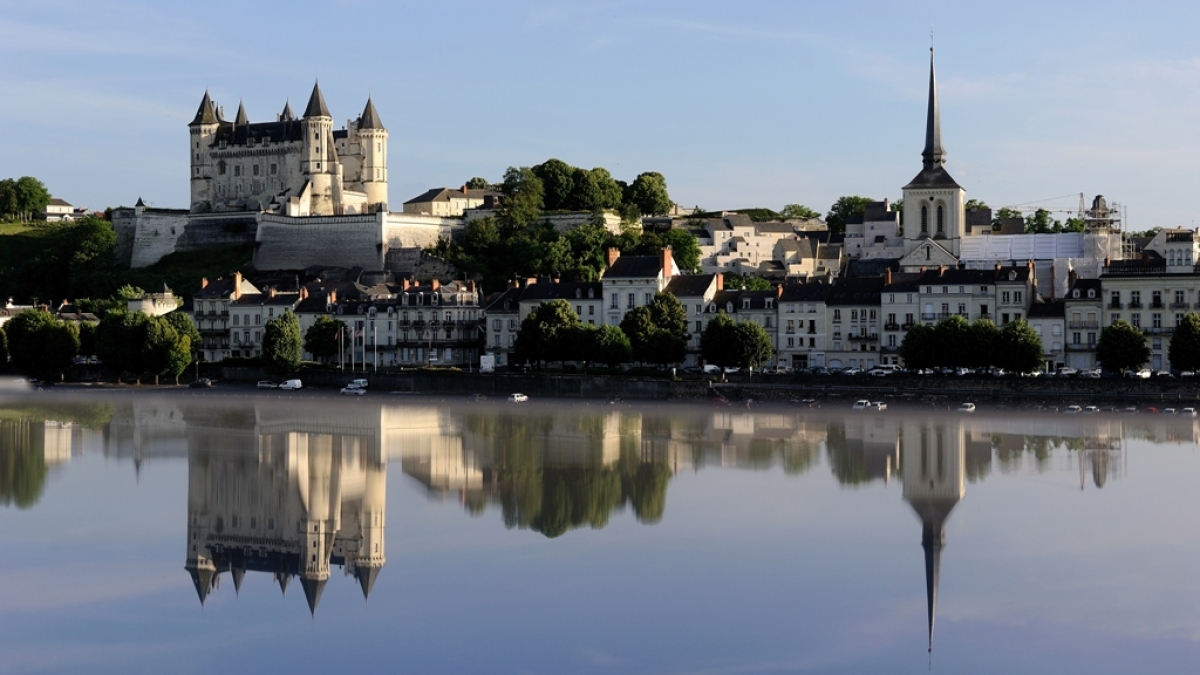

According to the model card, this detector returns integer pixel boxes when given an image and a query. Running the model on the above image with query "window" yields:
[252,164,260,176]
[255,314,261,325]
[787,337,795,347]
[833,309,841,322]
[270,163,278,175]
[610,295,619,309]
[1131,313,1141,328]
[696,321,702,333]
[1002,292,1011,303]
[1176,313,1184,326]
[627,293,635,309]
[644,293,652,305]
[234,165,242,177]
[1014,292,1023,303]
[1111,291,1120,307]
[1153,313,1162,328]
[588,306,594,315]
[233,315,240,326]
[1072,332,1081,345]
[920,205,928,232]
[936,205,944,233]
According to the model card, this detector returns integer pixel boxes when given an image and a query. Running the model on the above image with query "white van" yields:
[279,379,303,390]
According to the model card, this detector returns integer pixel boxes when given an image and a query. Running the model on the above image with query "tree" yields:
[724,275,772,291]
[77,322,97,358]
[619,306,656,363]
[1024,208,1061,234]
[700,312,737,369]
[6,310,78,380]
[96,310,150,378]
[164,312,201,357]
[996,318,1044,374]
[898,323,937,369]
[732,321,774,372]
[824,196,872,235]
[627,172,671,216]
[964,199,989,211]
[305,316,347,363]
[643,329,687,367]
[513,300,581,367]
[261,312,302,376]
[647,293,689,344]
[780,204,821,220]
[592,325,632,368]
[0,325,6,369]
[1169,313,1200,372]
[14,176,50,221]
[658,229,701,273]
[0,421,48,509]
[498,166,545,231]
[1096,320,1149,373]
[933,315,972,368]
[0,179,17,219]
[465,176,492,190]
[531,159,577,211]
[141,317,189,384]
[966,319,999,369]
[586,167,623,210]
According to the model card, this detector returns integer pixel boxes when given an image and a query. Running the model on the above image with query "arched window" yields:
[936,205,944,234]
[920,205,928,233]
[925,246,931,261]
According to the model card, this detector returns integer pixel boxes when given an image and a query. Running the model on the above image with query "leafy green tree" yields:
[0,420,48,509]
[643,329,687,367]
[465,176,492,190]
[898,323,937,369]
[164,312,200,356]
[933,315,972,368]
[1096,320,1149,373]
[6,310,78,380]
[586,167,623,210]
[824,195,872,235]
[305,315,347,362]
[531,159,577,211]
[658,229,701,273]
[996,318,1044,374]
[1024,208,1061,234]
[0,325,7,369]
[1168,313,1200,372]
[780,204,821,220]
[514,300,582,366]
[724,275,772,291]
[733,321,774,372]
[562,218,611,281]
[967,319,999,369]
[627,172,672,216]
[700,312,737,369]
[560,324,597,366]
[1061,217,1086,233]
[77,322,97,358]
[0,179,17,219]
[619,306,656,363]
[647,293,689,344]
[96,310,150,378]
[15,176,50,221]
[261,312,302,376]
[498,166,545,231]
[141,317,189,384]
[964,199,989,211]
[592,324,632,368]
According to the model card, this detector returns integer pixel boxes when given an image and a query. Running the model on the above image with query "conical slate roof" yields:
[187,565,215,606]
[280,100,295,121]
[304,82,331,118]
[358,97,384,130]
[234,101,248,125]
[922,48,945,171]
[355,565,381,600]
[299,577,327,616]
[190,90,219,125]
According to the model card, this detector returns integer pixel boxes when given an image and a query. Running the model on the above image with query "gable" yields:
[898,238,958,271]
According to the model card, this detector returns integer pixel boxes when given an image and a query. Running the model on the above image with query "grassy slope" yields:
[124,244,255,299]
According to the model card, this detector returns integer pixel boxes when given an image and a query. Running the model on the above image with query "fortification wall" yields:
[179,213,258,252]
[382,213,462,250]
[254,213,385,270]
[115,208,192,268]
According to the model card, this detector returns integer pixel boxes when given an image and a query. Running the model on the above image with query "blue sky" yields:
[3,0,1200,229]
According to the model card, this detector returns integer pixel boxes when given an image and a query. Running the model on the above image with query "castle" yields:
[114,84,460,272]
[188,83,388,217]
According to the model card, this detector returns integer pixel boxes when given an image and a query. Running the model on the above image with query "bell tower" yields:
[902,48,966,259]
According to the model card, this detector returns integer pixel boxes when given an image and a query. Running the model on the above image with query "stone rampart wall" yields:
[254,213,384,270]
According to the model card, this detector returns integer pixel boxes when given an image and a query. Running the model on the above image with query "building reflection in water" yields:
[184,405,386,615]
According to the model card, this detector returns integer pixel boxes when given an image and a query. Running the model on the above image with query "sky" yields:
[3,0,1200,230]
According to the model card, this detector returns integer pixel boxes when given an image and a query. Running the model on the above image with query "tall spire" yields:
[190,90,218,126]
[234,100,248,126]
[280,99,295,122]
[922,48,945,170]
[304,81,331,119]
[922,515,945,653]
[358,96,384,130]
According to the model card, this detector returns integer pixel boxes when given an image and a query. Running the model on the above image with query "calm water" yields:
[1,391,1198,674]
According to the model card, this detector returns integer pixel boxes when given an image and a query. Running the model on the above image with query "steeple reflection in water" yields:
[184,405,386,615]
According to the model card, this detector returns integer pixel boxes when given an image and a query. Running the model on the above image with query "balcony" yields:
[882,346,899,353]
[1065,342,1095,351]
[1151,301,1164,309]
[901,322,916,330]
[1068,321,1099,330]
[978,313,992,322]
[921,313,937,321]
[1128,301,1143,309]
[1172,302,1190,309]
[1109,302,1122,309]
[848,333,879,341]
[884,322,900,330]
[1145,326,1168,334]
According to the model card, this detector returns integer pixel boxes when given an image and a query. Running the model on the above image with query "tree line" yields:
[899,315,1045,373]
[511,292,775,372]
[0,176,51,222]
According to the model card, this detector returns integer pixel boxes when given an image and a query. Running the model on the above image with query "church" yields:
[188,83,388,217]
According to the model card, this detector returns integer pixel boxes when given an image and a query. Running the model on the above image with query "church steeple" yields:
[922,48,945,171]
[921,509,946,653]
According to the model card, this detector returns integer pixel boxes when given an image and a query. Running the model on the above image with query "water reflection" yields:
[0,402,110,508]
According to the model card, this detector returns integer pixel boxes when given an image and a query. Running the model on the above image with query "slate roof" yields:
[664,274,717,298]
[604,255,662,279]
[1066,278,1102,297]
[359,97,384,129]
[753,222,795,235]
[827,277,885,306]
[304,82,331,118]
[846,258,899,278]
[484,287,523,313]
[903,165,962,189]
[520,281,602,303]
[779,282,832,303]
[1027,299,1065,318]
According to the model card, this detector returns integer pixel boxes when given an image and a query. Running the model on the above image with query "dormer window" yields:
[727,302,734,313]
[742,299,751,309]
[1073,289,1080,298]
[588,289,594,299]
[1088,289,1095,298]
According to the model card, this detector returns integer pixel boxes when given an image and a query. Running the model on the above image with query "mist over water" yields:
[0,392,1197,674]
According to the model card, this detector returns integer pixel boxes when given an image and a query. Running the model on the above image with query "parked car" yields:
[1083,405,1100,414]
[723,366,741,374]
[1126,368,1151,379]
[1182,407,1197,417]
[1154,370,1175,379]
[350,378,369,389]
[702,364,721,375]
[256,380,277,389]
[1079,369,1102,379]
[770,365,792,374]
[852,400,871,410]
[340,385,366,396]
[1063,405,1083,414]
[841,367,864,376]
[507,392,529,403]
[957,402,976,413]
[468,393,488,402]
[189,378,214,388]
[1057,367,1079,378]
[279,379,303,390]
[869,401,887,411]
[867,365,900,377]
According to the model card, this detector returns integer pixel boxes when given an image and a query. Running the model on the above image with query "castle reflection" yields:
[1,395,1196,629]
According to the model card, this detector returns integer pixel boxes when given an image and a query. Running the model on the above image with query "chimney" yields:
[994,262,1002,273]
[328,290,337,304]
[920,266,927,275]
[1104,256,1110,267]
[402,279,410,291]
[299,286,309,300]
[268,288,277,299]
[775,283,784,299]
[200,277,209,289]
[715,273,724,291]
[938,265,946,277]
[605,247,621,268]
[661,246,675,277]
[526,277,537,287]
[1067,268,1077,292]
[884,268,892,285]
[233,271,243,300]
[431,279,440,291]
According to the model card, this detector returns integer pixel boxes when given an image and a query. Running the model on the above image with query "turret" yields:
[189,90,220,212]
[357,97,389,210]
[301,82,338,215]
